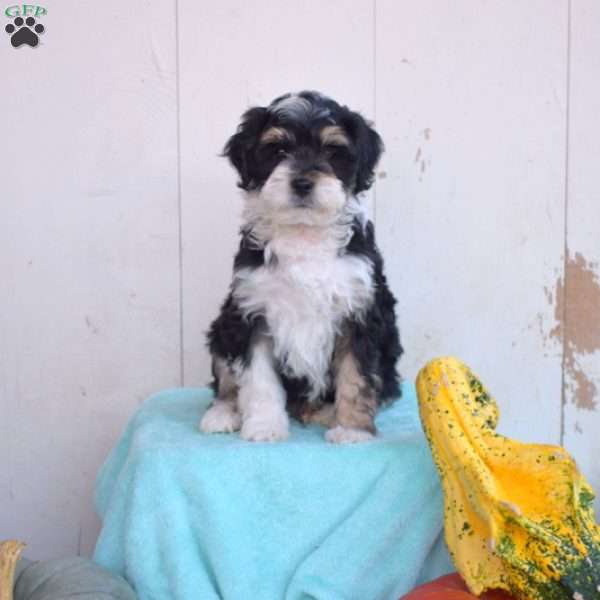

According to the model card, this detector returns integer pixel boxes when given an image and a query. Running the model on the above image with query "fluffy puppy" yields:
[201,91,403,443]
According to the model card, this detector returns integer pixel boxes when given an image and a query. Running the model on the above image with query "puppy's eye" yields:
[324,144,351,159]
[259,142,290,158]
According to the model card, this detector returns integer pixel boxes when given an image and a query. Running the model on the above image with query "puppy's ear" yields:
[343,112,384,194]
[223,106,269,190]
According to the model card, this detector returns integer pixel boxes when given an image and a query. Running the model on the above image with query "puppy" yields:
[201,91,402,443]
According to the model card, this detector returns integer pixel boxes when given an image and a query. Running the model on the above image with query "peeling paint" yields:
[534,312,547,343]
[571,367,598,411]
[550,252,600,410]
[85,316,99,335]
[415,131,432,182]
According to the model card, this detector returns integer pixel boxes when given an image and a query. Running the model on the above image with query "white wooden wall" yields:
[1,0,599,561]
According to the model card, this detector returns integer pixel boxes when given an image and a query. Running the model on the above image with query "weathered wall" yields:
[1,0,598,560]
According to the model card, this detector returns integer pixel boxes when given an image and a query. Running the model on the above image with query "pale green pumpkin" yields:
[1,540,136,600]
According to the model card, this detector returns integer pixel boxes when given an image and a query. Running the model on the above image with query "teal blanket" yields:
[94,384,452,600]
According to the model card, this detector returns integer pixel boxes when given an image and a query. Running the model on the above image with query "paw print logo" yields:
[5,16,45,48]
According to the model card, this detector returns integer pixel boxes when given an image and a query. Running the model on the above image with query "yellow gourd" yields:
[416,357,600,600]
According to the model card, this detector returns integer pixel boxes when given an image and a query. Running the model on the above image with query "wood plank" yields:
[179,0,375,385]
[563,0,600,514]
[0,0,179,558]
[375,1,568,444]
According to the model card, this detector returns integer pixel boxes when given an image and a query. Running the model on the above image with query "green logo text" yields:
[5,4,47,18]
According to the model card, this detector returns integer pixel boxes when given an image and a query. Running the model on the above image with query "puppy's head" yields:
[224,91,383,227]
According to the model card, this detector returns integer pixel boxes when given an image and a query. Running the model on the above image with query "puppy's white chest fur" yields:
[233,227,373,397]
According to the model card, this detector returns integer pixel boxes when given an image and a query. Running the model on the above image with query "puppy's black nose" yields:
[291,176,314,197]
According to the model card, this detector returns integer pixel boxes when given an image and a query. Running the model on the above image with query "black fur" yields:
[345,220,403,400]
[207,292,262,371]
[223,107,270,190]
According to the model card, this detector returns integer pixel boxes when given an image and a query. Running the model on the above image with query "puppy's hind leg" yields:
[200,358,242,434]
[325,335,378,444]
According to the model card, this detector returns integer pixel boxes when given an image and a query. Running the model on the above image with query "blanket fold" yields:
[94,384,452,600]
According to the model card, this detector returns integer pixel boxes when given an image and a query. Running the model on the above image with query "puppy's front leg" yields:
[326,338,377,444]
[239,337,289,442]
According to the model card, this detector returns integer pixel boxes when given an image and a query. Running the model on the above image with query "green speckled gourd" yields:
[416,357,600,600]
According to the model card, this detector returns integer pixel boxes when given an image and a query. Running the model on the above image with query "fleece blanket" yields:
[94,384,452,600]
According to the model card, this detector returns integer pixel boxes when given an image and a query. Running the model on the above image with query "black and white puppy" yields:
[201,91,403,443]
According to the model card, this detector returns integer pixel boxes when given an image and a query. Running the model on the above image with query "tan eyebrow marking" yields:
[259,127,293,144]
[320,125,350,147]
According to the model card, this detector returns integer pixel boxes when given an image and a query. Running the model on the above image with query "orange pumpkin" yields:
[401,574,518,600]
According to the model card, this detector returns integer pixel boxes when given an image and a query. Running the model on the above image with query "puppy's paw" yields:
[240,411,289,442]
[325,425,374,444]
[200,401,241,434]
